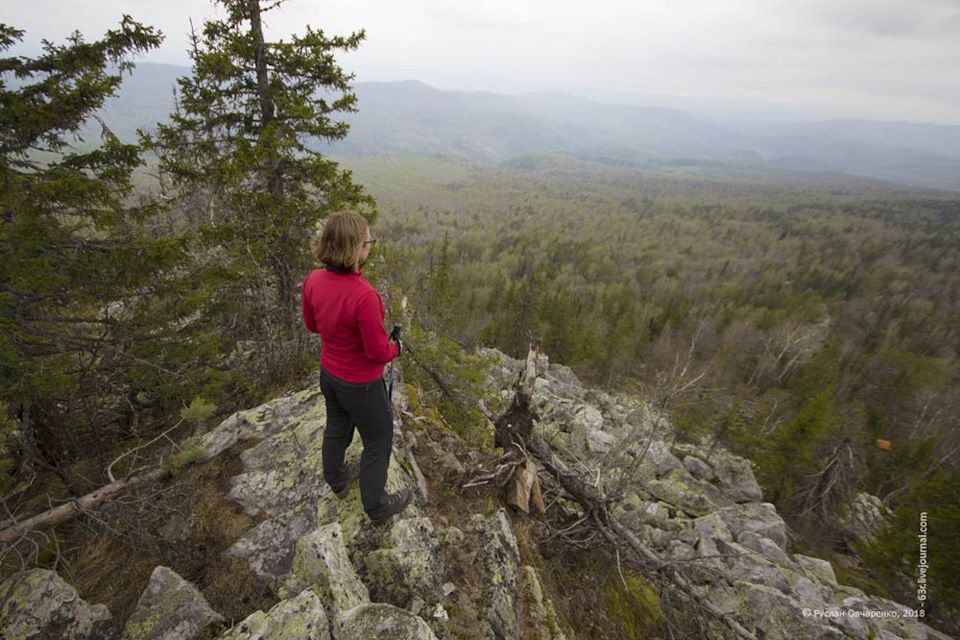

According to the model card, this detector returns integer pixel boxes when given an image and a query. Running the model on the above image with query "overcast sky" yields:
[5,0,960,124]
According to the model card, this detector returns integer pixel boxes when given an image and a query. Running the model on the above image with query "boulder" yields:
[643,468,734,517]
[712,452,763,503]
[226,414,328,518]
[715,502,788,550]
[122,566,223,640]
[219,588,330,639]
[280,523,369,616]
[642,440,684,478]
[839,492,891,545]
[737,531,796,567]
[333,603,437,640]
[364,517,442,608]
[794,554,837,585]
[586,428,616,453]
[736,582,845,640]
[682,455,716,482]
[223,505,318,583]
[0,568,117,640]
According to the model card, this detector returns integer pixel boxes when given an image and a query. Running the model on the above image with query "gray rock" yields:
[643,439,684,477]
[0,569,117,640]
[643,467,735,517]
[334,603,437,640]
[712,452,763,503]
[839,492,891,545]
[715,502,788,549]
[683,455,716,482]
[794,554,838,585]
[227,414,328,517]
[122,566,223,640]
[715,539,793,594]
[480,509,520,640]
[437,452,464,475]
[737,582,845,640]
[364,517,442,608]
[686,513,734,582]
[586,428,616,453]
[573,405,604,432]
[224,505,318,582]
[197,386,328,461]
[280,523,369,616]
[219,588,330,639]
[738,531,796,567]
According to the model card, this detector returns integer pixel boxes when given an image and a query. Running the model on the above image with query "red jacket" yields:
[302,267,399,383]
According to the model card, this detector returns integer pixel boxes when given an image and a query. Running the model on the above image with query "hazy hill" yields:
[101,64,960,191]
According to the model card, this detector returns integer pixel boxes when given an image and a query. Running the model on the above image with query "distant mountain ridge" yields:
[102,64,960,191]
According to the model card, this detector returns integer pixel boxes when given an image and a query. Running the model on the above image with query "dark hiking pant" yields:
[319,367,394,518]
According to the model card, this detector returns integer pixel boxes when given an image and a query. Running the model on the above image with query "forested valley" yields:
[348,153,960,621]
[2,0,959,635]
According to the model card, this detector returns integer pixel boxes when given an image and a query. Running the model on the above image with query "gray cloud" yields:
[4,0,959,123]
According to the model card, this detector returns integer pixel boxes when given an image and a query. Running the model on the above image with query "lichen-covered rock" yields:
[644,439,684,478]
[839,492,891,545]
[219,588,330,639]
[227,410,329,518]
[736,582,845,640]
[715,502,788,550]
[677,512,732,582]
[334,603,437,640]
[364,517,442,608]
[0,568,117,640]
[716,538,794,594]
[519,566,567,640]
[682,455,715,482]
[279,523,369,616]
[224,504,318,583]
[794,554,837,585]
[712,452,763,503]
[643,467,734,517]
[122,566,223,640]
[480,509,521,640]
[737,530,796,567]
[197,386,328,461]
[586,428,615,453]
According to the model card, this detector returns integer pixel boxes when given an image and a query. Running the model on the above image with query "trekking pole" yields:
[388,325,401,401]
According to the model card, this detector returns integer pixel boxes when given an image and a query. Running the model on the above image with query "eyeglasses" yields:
[363,239,377,247]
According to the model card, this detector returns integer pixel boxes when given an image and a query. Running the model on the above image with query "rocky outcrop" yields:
[483,348,951,640]
[2,348,951,639]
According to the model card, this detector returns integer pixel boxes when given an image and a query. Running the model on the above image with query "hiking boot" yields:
[368,488,413,524]
[332,460,361,499]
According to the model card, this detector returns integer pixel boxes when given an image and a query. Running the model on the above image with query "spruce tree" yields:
[0,19,166,486]
[148,0,375,384]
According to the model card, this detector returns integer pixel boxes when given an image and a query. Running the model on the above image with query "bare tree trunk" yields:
[0,468,169,545]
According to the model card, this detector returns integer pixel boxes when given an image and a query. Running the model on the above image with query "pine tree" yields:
[148,0,375,383]
[0,19,166,486]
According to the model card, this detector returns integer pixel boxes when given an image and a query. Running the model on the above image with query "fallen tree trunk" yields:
[498,342,758,640]
[0,467,170,545]
[2,419,233,545]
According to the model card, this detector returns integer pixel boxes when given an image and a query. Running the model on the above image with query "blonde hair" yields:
[311,211,369,271]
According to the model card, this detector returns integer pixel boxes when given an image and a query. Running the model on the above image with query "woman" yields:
[302,211,411,524]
